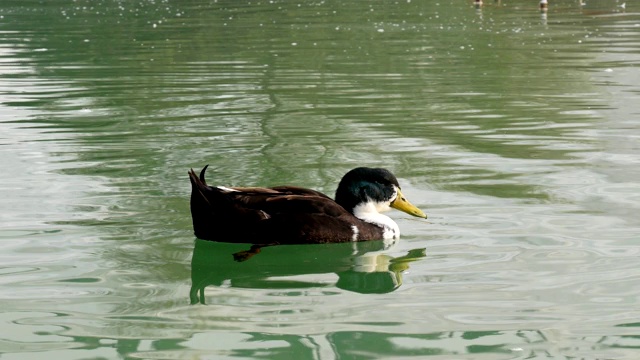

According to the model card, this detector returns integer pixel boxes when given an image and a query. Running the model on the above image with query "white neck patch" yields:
[352,201,400,240]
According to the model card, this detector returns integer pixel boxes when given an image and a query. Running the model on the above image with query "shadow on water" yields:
[190,239,426,303]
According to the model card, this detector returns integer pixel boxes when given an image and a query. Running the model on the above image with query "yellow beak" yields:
[391,189,427,219]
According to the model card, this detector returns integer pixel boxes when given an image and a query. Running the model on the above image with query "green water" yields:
[1,0,639,358]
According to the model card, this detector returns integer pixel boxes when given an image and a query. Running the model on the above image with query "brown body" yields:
[188,167,385,244]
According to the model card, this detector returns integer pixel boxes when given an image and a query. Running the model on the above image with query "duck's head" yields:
[335,167,427,220]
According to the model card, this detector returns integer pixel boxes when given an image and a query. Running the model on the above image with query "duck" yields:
[188,165,427,245]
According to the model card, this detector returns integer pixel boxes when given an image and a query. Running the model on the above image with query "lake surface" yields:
[1,0,639,358]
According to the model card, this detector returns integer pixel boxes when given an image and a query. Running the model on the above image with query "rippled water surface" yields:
[1,0,639,358]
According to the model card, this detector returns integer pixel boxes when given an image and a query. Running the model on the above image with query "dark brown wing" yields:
[227,185,331,202]
[189,166,383,244]
[229,192,346,218]
[269,186,332,199]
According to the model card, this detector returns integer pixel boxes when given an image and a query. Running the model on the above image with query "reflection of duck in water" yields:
[188,166,427,249]
[190,240,426,303]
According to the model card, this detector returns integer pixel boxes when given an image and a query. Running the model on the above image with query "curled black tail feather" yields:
[199,164,209,185]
